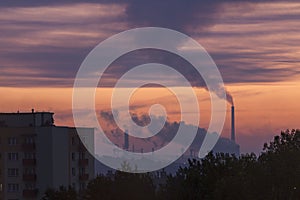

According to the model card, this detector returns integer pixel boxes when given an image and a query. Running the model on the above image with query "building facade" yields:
[0,111,94,200]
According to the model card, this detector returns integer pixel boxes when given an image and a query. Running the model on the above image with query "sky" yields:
[0,0,300,154]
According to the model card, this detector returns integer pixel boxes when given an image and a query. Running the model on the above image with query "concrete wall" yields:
[0,127,35,200]
[36,127,53,199]
[75,127,95,180]
[51,127,69,189]
[36,127,69,198]
[0,123,95,199]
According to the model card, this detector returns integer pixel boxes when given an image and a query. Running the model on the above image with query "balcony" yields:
[23,159,36,166]
[78,159,89,166]
[79,174,89,181]
[22,143,36,151]
[23,189,38,198]
[23,174,37,181]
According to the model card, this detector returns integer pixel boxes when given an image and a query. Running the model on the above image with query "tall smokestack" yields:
[124,131,129,150]
[231,105,235,142]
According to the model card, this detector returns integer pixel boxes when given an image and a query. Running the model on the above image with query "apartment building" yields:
[0,111,95,200]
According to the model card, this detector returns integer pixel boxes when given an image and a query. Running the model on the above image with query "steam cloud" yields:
[226,91,234,106]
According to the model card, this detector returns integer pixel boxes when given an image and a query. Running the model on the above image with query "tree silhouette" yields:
[258,129,300,199]
[83,171,156,200]
[83,174,114,200]
[42,129,300,200]
[159,129,300,200]
[42,186,78,200]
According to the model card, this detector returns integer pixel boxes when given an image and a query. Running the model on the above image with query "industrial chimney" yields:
[124,131,129,150]
[231,105,235,142]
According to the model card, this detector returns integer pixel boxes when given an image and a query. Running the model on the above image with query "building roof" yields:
[0,111,54,115]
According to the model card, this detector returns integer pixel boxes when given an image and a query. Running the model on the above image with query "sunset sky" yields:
[0,0,300,154]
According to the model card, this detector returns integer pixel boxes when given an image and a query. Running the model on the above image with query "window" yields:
[8,137,17,145]
[72,153,75,161]
[8,153,18,161]
[25,183,35,190]
[8,168,19,177]
[24,153,35,159]
[71,137,75,145]
[24,168,35,175]
[79,182,86,190]
[25,137,34,144]
[7,183,19,192]
[79,152,85,160]
[72,168,76,176]
[79,168,85,175]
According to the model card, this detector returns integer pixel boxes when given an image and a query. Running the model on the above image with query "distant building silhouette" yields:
[0,110,95,199]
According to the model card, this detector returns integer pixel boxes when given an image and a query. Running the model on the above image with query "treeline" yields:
[42,129,300,200]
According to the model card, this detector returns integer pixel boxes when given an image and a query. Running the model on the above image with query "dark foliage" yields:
[42,186,78,200]
[44,129,300,200]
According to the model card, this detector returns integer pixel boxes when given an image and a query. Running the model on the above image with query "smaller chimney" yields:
[231,105,235,142]
[124,130,129,150]
[31,109,35,113]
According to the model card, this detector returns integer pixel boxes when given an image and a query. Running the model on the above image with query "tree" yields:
[83,171,156,200]
[42,186,78,200]
[213,153,258,200]
[159,152,246,200]
[258,129,300,199]
[83,174,114,200]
